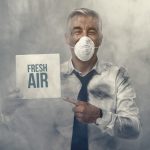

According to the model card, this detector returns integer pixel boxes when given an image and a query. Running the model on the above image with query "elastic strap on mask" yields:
[70,46,99,49]
[70,46,74,49]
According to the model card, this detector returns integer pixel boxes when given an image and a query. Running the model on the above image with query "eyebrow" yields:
[72,26,82,30]
[88,27,98,31]
[72,26,98,31]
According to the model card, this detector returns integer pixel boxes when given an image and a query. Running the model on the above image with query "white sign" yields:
[16,54,61,99]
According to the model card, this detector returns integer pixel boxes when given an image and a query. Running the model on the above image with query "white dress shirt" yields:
[56,59,141,150]
[0,59,140,150]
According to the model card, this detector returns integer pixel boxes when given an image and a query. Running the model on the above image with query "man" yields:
[0,8,140,150]
[59,8,140,150]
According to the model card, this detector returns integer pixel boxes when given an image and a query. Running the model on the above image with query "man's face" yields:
[66,15,103,49]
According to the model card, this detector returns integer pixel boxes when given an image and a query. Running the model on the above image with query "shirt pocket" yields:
[88,82,116,112]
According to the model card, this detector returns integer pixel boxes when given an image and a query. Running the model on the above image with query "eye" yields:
[88,30,97,35]
[72,29,82,35]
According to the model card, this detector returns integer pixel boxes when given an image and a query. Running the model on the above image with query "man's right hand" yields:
[2,88,24,116]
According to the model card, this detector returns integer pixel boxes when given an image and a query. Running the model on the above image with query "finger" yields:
[7,92,23,100]
[62,97,77,105]
[74,105,85,113]
[72,107,75,112]
[75,112,83,118]
[16,93,23,99]
[76,100,87,106]
[76,117,84,123]
[8,88,20,94]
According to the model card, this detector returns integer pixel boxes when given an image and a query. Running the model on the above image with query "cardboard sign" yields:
[16,54,61,99]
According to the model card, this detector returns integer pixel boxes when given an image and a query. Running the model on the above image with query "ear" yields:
[65,33,70,45]
[100,33,103,45]
[98,32,103,47]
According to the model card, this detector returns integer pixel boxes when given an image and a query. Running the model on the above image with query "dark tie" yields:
[71,70,96,150]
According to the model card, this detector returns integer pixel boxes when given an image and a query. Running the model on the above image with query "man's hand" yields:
[63,97,102,123]
[2,88,24,115]
[73,101,101,124]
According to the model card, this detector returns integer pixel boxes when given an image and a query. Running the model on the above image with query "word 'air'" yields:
[27,64,48,88]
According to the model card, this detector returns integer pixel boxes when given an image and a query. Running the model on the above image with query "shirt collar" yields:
[66,58,102,76]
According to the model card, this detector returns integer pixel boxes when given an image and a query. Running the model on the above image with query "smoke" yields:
[0,0,150,149]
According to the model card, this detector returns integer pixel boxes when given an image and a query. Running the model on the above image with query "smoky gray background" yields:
[0,0,150,150]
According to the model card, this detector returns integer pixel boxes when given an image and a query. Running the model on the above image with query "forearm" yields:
[114,116,140,139]
[95,110,140,139]
[114,67,141,138]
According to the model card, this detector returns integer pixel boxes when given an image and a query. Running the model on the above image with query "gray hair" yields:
[66,8,102,33]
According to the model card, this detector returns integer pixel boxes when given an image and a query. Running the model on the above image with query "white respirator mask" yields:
[71,36,98,61]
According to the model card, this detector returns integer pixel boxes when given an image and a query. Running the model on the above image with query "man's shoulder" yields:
[99,62,129,78]
[100,62,120,73]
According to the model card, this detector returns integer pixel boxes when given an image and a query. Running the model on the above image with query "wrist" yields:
[99,108,103,118]
[95,108,103,125]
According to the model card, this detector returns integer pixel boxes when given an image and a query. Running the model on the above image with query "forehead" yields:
[68,15,99,30]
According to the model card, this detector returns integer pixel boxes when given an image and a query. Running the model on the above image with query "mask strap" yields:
[70,46,99,49]
[70,46,74,49]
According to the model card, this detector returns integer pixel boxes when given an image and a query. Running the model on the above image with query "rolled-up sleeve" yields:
[114,67,141,138]
[96,67,141,138]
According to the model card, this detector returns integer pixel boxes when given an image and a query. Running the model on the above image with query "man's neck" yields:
[72,56,97,75]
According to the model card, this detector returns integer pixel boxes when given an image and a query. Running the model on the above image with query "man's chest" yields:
[61,73,117,113]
